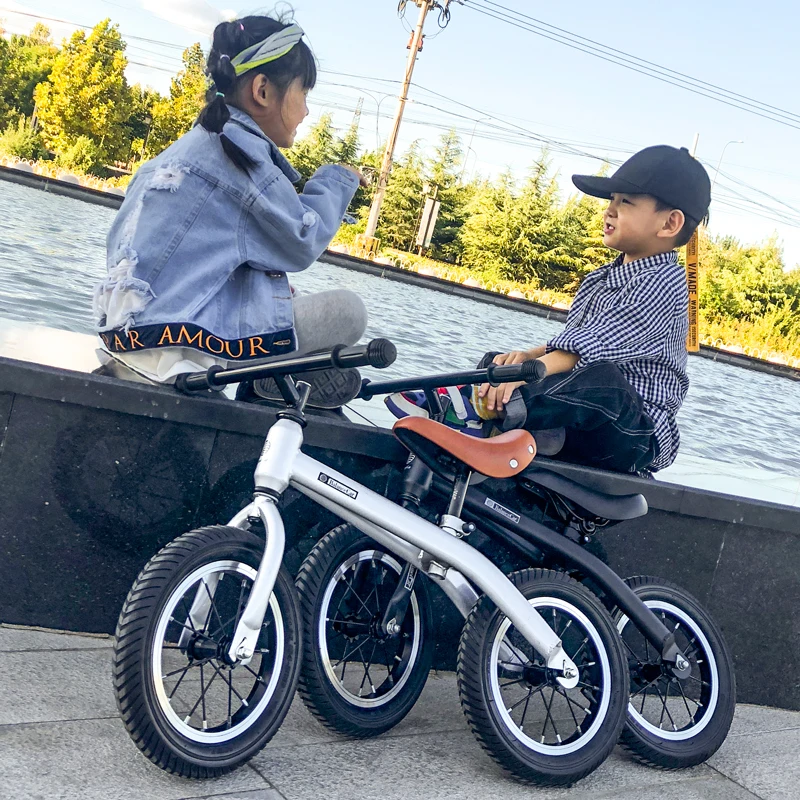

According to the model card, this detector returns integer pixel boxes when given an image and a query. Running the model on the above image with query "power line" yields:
[475,0,800,125]
[464,0,800,132]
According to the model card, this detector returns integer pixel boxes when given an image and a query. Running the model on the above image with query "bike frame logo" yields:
[318,473,359,500]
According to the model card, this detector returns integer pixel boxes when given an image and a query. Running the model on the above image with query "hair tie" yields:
[219,54,230,61]
[216,91,225,98]
[239,23,244,30]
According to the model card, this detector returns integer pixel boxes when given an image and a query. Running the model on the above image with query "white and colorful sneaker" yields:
[385,386,486,437]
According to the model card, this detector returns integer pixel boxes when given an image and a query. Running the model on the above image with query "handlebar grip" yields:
[519,359,547,382]
[174,365,225,394]
[490,359,546,384]
[332,338,397,370]
[366,338,397,369]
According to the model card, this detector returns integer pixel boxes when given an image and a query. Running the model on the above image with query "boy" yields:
[476,144,711,474]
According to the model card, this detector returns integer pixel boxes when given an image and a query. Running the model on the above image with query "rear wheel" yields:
[296,524,434,737]
[616,576,736,768]
[457,569,628,786]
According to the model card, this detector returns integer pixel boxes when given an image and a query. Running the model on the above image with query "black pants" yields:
[478,354,658,473]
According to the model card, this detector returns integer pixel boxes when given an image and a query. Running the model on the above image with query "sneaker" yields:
[385,385,486,437]
[244,366,362,410]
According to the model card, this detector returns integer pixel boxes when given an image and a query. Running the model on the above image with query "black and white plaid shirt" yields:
[546,250,689,470]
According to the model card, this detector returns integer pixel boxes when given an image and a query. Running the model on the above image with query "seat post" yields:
[446,466,471,518]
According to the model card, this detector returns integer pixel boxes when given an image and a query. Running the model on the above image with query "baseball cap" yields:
[572,145,711,222]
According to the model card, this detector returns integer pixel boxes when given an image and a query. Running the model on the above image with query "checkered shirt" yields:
[546,250,689,470]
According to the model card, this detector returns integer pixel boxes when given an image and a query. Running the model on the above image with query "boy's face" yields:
[603,193,685,261]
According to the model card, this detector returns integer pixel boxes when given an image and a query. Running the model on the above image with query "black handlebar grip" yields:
[174,365,225,394]
[366,338,397,369]
[331,338,397,370]
[519,359,547,382]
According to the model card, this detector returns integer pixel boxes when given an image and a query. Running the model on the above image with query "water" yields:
[2,179,800,481]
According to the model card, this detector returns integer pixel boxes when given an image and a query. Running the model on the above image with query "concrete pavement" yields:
[1,624,797,800]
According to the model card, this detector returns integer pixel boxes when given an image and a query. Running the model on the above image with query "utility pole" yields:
[362,1,434,248]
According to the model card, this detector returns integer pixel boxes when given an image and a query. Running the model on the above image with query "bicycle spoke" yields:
[653,681,678,731]
[557,685,589,720]
[201,579,226,635]
[166,663,193,698]
[200,664,207,730]
[518,686,534,731]
[541,686,558,743]
[507,682,546,712]
[184,670,218,723]
[676,679,698,720]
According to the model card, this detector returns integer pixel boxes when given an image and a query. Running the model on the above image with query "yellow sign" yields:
[685,231,699,352]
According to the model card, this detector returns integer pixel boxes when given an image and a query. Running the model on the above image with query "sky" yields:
[2,0,800,268]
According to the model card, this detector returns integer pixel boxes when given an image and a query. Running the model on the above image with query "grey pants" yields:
[293,289,368,353]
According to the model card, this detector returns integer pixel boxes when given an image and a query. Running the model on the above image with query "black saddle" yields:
[519,464,647,521]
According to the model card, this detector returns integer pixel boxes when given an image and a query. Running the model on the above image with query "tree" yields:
[377,142,426,249]
[0,24,58,127]
[286,114,338,186]
[459,171,518,276]
[427,129,465,262]
[145,43,206,158]
[34,19,130,163]
[124,83,163,164]
[334,117,360,165]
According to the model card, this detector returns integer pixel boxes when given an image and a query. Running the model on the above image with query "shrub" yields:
[55,135,103,174]
[0,116,48,161]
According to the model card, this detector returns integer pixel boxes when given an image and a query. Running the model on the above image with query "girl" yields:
[94,15,369,407]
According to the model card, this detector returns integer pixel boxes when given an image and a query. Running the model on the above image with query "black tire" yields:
[615,576,736,769]
[457,569,628,786]
[112,526,302,778]
[296,524,435,737]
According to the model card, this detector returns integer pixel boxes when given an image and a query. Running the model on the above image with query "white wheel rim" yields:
[618,599,718,740]
[319,550,421,708]
[489,596,613,756]
[152,560,285,743]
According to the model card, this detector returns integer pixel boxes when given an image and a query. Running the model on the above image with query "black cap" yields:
[572,145,711,222]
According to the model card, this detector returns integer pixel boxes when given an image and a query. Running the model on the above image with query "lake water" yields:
[1,178,799,500]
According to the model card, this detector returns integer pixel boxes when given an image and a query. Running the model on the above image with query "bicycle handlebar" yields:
[358,358,547,401]
[175,337,397,394]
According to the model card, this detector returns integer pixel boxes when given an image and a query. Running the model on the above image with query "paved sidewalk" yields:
[1,625,798,800]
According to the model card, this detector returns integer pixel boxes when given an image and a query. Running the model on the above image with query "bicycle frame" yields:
[190,417,580,688]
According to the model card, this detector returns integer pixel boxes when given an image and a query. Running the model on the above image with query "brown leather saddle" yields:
[393,416,537,479]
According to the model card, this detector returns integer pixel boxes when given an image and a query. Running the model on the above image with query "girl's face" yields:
[245,75,309,148]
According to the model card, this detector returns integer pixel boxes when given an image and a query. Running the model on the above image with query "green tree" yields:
[459,171,519,276]
[286,113,338,185]
[124,83,163,164]
[377,142,426,249]
[33,19,130,164]
[145,43,206,158]
[427,129,465,262]
[0,24,58,127]
[334,117,360,165]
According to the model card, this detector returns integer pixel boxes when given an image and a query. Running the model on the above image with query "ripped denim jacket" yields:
[93,107,359,362]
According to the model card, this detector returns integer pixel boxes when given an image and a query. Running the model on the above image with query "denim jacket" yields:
[93,107,359,361]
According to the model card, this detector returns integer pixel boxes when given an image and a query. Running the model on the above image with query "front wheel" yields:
[457,569,628,786]
[615,576,736,768]
[296,524,434,737]
[112,526,302,778]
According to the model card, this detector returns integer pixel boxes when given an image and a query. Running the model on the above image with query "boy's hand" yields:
[478,350,532,413]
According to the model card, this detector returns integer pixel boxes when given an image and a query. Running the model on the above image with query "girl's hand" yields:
[341,165,370,187]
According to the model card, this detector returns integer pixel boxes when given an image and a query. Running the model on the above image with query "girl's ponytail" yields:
[198,21,256,171]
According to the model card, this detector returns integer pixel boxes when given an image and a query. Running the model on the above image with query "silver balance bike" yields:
[111,339,675,786]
